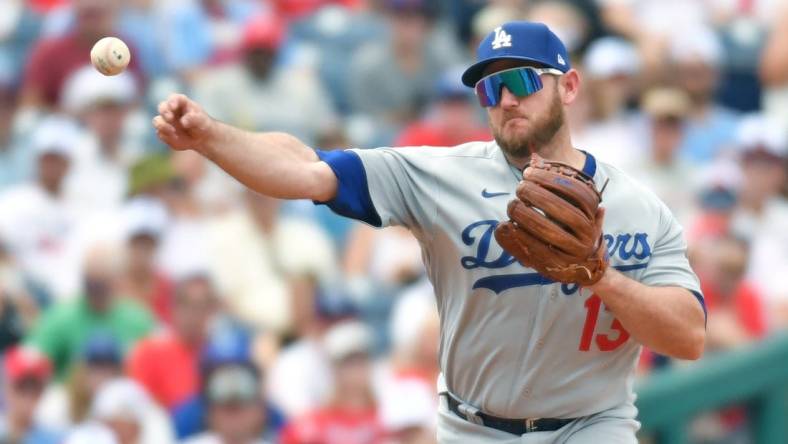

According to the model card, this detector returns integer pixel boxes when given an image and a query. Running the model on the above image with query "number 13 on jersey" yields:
[579,294,630,351]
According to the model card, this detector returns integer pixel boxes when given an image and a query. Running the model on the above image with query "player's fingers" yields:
[166,93,188,114]
[152,115,174,134]
[157,101,176,123]
[180,111,205,130]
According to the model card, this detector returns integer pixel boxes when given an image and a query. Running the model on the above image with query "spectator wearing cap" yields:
[686,160,743,245]
[64,378,175,444]
[728,115,788,325]
[393,66,491,147]
[25,243,154,380]
[348,0,462,145]
[0,346,63,444]
[117,197,174,324]
[183,363,272,444]
[173,326,284,442]
[19,0,142,109]
[60,65,143,214]
[627,88,696,226]
[572,37,645,170]
[127,274,218,410]
[669,27,741,164]
[193,13,338,148]
[280,320,384,444]
[0,115,83,302]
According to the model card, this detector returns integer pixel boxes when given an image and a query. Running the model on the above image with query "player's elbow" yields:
[677,326,706,361]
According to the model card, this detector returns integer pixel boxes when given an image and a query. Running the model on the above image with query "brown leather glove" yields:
[494,154,608,285]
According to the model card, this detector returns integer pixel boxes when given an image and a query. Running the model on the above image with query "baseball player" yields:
[154,21,706,443]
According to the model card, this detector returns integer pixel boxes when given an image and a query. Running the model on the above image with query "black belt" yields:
[443,393,576,435]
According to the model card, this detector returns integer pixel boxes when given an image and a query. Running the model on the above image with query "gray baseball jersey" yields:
[315,141,704,420]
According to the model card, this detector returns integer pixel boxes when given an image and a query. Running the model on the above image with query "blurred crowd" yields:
[0,0,786,443]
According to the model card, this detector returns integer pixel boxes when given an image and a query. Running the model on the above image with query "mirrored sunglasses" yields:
[474,66,564,108]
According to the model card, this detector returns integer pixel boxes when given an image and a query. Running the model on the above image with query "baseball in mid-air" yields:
[90,37,130,76]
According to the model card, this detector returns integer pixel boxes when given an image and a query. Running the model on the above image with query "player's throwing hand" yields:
[153,94,213,151]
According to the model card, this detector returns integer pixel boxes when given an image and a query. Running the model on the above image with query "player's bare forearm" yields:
[198,123,336,201]
[153,94,337,202]
[588,269,706,360]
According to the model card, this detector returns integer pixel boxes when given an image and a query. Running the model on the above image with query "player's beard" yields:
[492,89,565,159]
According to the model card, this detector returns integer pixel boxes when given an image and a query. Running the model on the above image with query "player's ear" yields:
[559,69,581,105]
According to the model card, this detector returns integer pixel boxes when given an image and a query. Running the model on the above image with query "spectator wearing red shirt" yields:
[118,198,174,325]
[280,320,383,444]
[20,0,141,109]
[697,235,768,351]
[127,274,218,410]
[394,67,490,147]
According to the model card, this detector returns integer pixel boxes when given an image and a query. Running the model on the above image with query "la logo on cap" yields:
[491,26,512,50]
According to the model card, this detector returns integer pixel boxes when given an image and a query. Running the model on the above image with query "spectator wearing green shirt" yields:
[26,243,154,380]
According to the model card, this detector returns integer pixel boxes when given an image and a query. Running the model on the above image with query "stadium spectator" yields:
[25,243,153,379]
[670,27,740,164]
[206,189,337,335]
[265,299,358,420]
[0,346,63,444]
[393,67,490,147]
[697,236,767,351]
[628,88,696,225]
[572,36,644,169]
[194,14,338,147]
[60,66,142,214]
[729,115,788,325]
[64,378,175,444]
[127,274,218,410]
[0,115,82,302]
[686,160,743,245]
[155,151,215,280]
[182,361,273,444]
[348,0,460,145]
[117,197,173,324]
[376,279,439,442]
[281,320,383,444]
[20,0,141,109]
[32,332,124,432]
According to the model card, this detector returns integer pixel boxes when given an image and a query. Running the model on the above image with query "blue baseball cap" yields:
[462,21,571,87]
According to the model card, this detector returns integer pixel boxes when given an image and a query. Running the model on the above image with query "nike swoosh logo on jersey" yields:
[481,189,510,198]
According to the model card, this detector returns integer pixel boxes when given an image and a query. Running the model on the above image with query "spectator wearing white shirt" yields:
[0,115,82,302]
[60,66,144,215]
[728,115,788,325]
[572,37,645,170]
